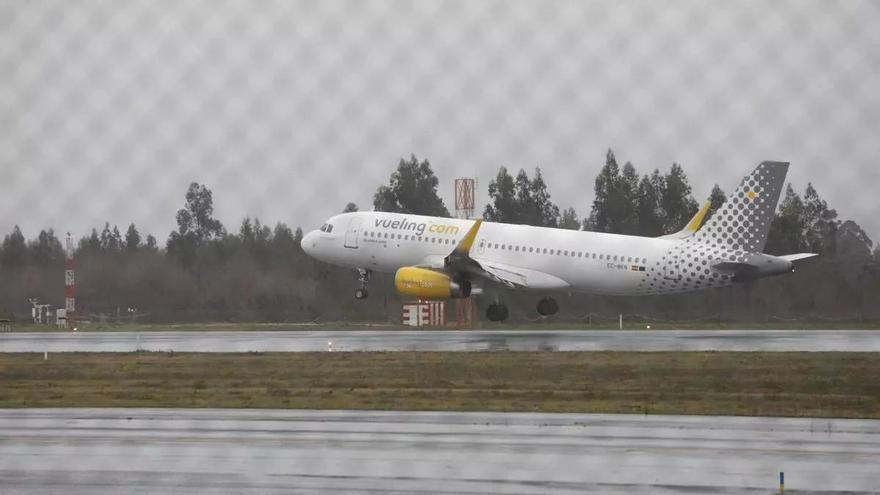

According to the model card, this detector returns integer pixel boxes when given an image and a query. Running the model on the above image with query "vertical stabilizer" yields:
[693,161,788,253]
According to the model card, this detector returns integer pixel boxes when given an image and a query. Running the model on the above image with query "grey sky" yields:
[2,0,878,244]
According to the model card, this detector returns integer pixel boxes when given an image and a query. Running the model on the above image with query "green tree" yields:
[249,218,272,267]
[830,220,874,302]
[111,226,122,251]
[587,153,697,236]
[635,171,664,236]
[144,234,158,252]
[29,229,64,266]
[1,226,28,267]
[514,169,535,225]
[618,162,639,234]
[660,163,698,233]
[171,183,224,241]
[586,149,622,233]
[704,184,727,224]
[125,224,141,251]
[239,217,255,245]
[485,167,560,227]
[528,168,560,227]
[587,151,644,234]
[373,155,450,216]
[343,202,359,213]
[766,184,806,255]
[559,207,580,230]
[78,228,102,254]
[484,167,519,223]
[803,183,839,255]
[271,223,298,254]
[167,182,225,267]
[99,223,122,252]
[836,220,872,263]
[237,217,272,267]
[270,222,303,271]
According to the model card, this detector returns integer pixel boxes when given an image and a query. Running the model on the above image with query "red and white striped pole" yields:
[65,233,76,330]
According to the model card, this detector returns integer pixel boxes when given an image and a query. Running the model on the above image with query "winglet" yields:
[659,201,711,239]
[685,201,711,233]
[454,219,482,254]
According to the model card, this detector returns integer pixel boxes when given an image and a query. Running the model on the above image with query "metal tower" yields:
[64,233,76,329]
[454,178,475,219]
[454,178,477,328]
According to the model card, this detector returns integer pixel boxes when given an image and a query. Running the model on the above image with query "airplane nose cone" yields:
[301,231,318,256]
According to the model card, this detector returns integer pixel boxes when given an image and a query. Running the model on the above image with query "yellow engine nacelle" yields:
[394,267,471,299]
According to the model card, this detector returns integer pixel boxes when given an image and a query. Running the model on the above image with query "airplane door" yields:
[344,217,362,249]
[663,245,683,280]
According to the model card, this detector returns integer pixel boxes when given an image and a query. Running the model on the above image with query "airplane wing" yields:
[436,219,570,290]
[474,259,527,287]
[472,258,570,290]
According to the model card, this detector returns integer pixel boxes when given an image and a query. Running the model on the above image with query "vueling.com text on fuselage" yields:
[373,217,461,236]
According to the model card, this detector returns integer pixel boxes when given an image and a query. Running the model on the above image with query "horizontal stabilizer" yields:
[779,253,818,263]
[712,252,797,281]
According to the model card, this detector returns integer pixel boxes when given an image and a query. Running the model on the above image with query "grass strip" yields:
[1,352,878,418]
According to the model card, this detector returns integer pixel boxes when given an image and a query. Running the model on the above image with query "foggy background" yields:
[2,0,878,243]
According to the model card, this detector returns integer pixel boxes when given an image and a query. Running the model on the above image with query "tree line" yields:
[1,151,878,323]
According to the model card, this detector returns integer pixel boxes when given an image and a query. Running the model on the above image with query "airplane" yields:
[301,161,817,321]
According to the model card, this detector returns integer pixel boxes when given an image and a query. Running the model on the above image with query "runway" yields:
[2,329,880,352]
[1,408,878,494]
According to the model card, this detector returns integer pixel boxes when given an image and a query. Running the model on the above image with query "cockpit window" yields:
[327,224,333,233]
[319,223,333,233]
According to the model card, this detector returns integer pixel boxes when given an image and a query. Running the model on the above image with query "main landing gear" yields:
[536,297,559,316]
[486,302,509,322]
[486,297,558,321]
[355,268,372,300]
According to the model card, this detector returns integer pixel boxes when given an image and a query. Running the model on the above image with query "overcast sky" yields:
[2,0,878,245]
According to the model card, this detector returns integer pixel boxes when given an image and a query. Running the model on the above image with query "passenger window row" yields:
[478,240,647,265]
[361,230,648,265]
[363,231,459,245]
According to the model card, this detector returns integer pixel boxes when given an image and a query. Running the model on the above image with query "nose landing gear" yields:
[355,268,372,300]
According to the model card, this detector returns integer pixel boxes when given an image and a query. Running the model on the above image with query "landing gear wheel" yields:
[486,303,509,322]
[354,268,372,300]
[536,297,559,316]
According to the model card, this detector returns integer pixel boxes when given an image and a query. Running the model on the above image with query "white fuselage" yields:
[301,211,737,296]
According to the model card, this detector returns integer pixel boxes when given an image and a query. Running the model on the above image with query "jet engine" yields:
[394,267,471,299]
